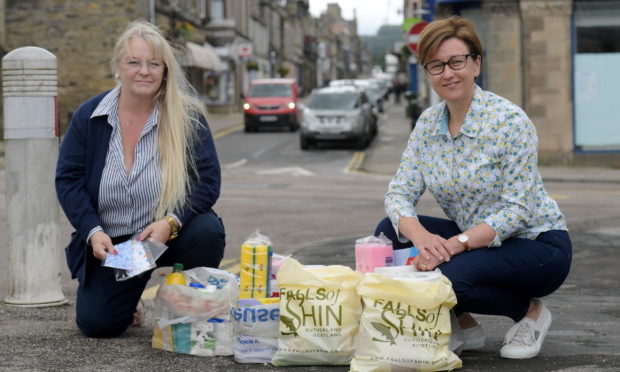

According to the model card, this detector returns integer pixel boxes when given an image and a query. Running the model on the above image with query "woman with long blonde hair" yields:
[56,20,225,338]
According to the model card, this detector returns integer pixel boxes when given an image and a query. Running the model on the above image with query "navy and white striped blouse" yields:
[88,87,162,239]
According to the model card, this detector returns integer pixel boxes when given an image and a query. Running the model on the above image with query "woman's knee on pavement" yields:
[76,305,130,338]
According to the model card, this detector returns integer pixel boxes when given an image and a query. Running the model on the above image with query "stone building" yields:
[2,0,219,134]
[413,0,620,166]
[315,3,361,83]
[0,0,368,134]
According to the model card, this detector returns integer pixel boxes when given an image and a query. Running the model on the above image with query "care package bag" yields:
[271,258,362,366]
[350,269,462,372]
[152,267,238,356]
[231,298,280,363]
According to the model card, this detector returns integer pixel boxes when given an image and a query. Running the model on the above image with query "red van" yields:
[242,78,300,132]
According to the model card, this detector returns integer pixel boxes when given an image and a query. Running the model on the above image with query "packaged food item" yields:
[152,317,233,356]
[165,263,186,285]
[350,270,462,372]
[355,233,394,274]
[152,267,238,356]
[269,253,290,298]
[231,298,280,363]
[392,246,420,266]
[239,230,273,298]
[271,258,362,366]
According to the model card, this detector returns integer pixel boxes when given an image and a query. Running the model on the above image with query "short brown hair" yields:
[417,16,483,66]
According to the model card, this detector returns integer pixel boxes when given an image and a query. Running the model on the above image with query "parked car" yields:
[299,86,374,150]
[329,79,384,113]
[328,79,381,136]
[242,78,300,132]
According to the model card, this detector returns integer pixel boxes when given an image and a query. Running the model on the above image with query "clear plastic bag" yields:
[240,229,273,298]
[155,267,239,327]
[102,235,168,281]
[152,267,239,356]
[355,233,394,274]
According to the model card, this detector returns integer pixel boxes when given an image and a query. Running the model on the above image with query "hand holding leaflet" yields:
[102,234,168,281]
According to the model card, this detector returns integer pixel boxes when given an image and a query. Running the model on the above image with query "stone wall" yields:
[482,0,522,107]
[520,0,573,164]
[4,0,147,135]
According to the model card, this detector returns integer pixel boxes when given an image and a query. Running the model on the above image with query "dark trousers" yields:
[375,215,572,321]
[76,211,225,338]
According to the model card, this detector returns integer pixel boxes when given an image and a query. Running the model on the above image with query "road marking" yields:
[224,158,248,169]
[251,139,282,159]
[344,151,370,175]
[256,166,315,176]
[213,123,243,139]
[219,258,237,267]
[222,263,241,276]
[141,284,159,301]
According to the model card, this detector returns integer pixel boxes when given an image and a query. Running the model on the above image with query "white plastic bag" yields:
[152,267,238,356]
[231,299,280,363]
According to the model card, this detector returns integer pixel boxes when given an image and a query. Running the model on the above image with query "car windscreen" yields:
[308,93,358,109]
[249,83,292,97]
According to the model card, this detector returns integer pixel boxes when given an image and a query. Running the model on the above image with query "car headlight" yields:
[345,113,361,129]
[288,102,296,110]
[302,110,319,129]
[243,102,251,110]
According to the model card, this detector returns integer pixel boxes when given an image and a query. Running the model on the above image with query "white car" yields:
[300,86,374,150]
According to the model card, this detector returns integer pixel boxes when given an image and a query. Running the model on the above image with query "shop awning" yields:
[183,41,224,71]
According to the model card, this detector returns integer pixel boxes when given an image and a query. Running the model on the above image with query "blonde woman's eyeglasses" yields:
[121,59,165,73]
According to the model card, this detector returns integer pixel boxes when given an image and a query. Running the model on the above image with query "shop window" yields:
[210,0,224,20]
[573,0,620,151]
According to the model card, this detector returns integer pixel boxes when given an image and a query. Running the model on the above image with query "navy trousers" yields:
[76,211,225,338]
[375,215,572,321]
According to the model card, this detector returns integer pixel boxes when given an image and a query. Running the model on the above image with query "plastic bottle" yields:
[165,263,186,285]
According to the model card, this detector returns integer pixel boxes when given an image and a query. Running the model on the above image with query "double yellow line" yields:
[213,123,244,139]
[344,151,368,175]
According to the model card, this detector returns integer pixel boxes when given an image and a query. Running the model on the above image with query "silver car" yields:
[300,86,374,150]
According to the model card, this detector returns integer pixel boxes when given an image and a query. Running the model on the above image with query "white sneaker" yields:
[462,324,486,350]
[500,302,552,359]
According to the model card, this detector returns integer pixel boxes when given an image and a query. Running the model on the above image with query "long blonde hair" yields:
[111,20,207,219]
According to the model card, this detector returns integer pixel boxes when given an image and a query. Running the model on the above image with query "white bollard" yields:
[2,46,67,306]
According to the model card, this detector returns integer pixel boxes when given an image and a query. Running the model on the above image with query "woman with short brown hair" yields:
[376,16,571,360]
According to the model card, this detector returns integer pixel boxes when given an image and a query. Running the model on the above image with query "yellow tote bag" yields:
[350,272,462,372]
[271,258,362,366]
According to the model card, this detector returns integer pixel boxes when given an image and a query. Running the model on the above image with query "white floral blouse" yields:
[385,85,567,247]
